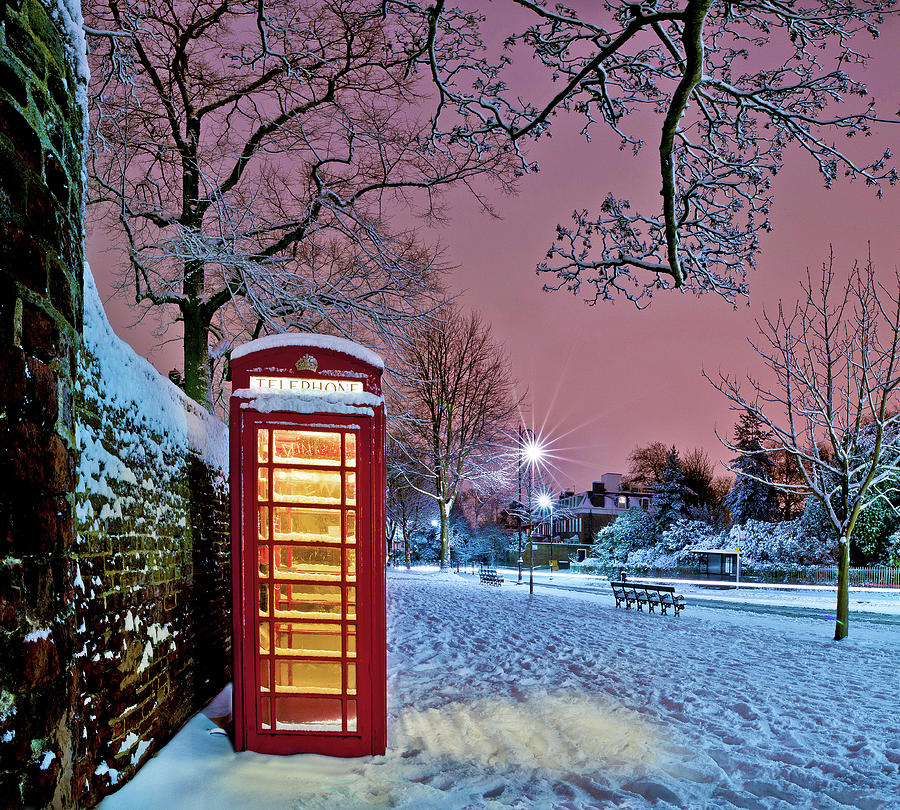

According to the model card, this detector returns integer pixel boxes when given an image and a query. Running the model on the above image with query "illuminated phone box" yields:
[229,334,386,757]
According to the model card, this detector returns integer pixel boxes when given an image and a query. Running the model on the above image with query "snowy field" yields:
[101,569,900,809]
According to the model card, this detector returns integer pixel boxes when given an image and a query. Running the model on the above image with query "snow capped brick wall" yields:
[0,5,229,805]
[0,0,87,805]
[71,265,231,806]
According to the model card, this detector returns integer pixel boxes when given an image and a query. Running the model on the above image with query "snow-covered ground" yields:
[100,569,900,809]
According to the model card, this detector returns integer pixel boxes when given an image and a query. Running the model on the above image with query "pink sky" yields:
[86,12,900,494]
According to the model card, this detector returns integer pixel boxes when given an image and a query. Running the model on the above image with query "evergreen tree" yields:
[800,476,900,564]
[653,446,688,532]
[590,508,656,564]
[725,410,780,524]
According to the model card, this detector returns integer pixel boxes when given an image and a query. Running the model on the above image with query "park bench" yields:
[479,568,503,586]
[610,581,685,616]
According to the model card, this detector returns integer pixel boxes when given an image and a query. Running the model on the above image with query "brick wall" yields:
[0,0,86,806]
[71,270,230,806]
[0,2,233,806]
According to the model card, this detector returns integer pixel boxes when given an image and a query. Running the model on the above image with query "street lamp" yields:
[516,429,547,595]
[536,491,553,576]
[516,426,533,583]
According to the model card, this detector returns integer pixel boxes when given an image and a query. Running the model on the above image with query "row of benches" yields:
[610,581,685,616]
[475,572,685,619]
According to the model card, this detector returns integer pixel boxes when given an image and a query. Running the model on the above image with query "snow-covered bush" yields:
[726,520,777,563]
[884,529,900,567]
[728,519,834,566]
[624,546,680,573]
[659,518,719,555]
[852,494,900,563]
[590,508,657,562]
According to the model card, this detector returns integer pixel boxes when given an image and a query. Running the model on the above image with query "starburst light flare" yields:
[522,435,547,466]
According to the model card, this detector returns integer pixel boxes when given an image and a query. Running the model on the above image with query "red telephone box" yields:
[229,334,386,756]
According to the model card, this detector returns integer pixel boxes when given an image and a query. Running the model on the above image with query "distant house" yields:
[530,473,655,564]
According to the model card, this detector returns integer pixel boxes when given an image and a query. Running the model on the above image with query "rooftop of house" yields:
[555,473,655,512]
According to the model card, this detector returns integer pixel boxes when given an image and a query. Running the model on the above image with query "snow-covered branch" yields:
[85,0,520,407]
[401,0,897,306]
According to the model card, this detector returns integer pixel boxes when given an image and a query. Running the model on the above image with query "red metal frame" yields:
[230,340,386,757]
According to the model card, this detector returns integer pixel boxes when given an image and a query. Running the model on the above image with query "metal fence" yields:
[747,564,900,587]
[656,564,900,587]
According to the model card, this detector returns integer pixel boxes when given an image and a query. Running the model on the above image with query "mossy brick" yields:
[68,184,80,227]
[22,754,65,810]
[55,216,77,269]
[0,562,24,629]
[19,300,56,357]
[0,95,42,171]
[30,75,50,116]
[0,282,22,346]
[0,58,27,109]
[103,591,124,613]
[0,223,47,293]
[19,563,56,626]
[9,493,70,555]
[27,0,65,69]
[26,173,59,239]
[58,378,74,434]
[4,12,47,80]
[45,111,65,159]
[0,770,23,806]
[0,344,27,412]
[25,355,58,425]
[20,673,72,736]
[48,257,75,323]
[21,634,59,686]
[2,425,72,494]
[47,69,70,116]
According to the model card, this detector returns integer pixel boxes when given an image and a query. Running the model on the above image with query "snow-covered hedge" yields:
[726,519,834,566]
[581,512,843,576]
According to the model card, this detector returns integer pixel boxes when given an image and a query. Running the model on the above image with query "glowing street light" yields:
[515,428,548,595]
[534,491,556,577]
[522,435,546,466]
[517,425,547,593]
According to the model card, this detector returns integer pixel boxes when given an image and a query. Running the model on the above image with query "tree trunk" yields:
[439,500,450,569]
[183,309,212,409]
[404,531,410,570]
[834,535,851,640]
[386,523,396,567]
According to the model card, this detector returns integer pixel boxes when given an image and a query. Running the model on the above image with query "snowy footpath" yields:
[100,570,900,809]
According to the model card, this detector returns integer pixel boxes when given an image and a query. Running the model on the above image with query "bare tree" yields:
[769,447,807,521]
[392,307,519,568]
[84,0,517,407]
[624,441,669,488]
[682,447,729,524]
[626,441,727,520]
[406,0,897,305]
[386,439,431,568]
[707,253,900,640]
